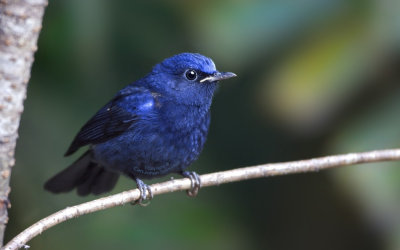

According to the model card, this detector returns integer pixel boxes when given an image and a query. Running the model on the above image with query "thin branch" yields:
[3,148,400,250]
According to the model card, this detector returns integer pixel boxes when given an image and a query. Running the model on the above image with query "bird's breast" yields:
[93,103,211,178]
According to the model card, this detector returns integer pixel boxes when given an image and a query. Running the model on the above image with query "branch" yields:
[4,148,400,250]
[0,0,47,245]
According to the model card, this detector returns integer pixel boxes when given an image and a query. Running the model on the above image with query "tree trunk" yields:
[0,0,47,246]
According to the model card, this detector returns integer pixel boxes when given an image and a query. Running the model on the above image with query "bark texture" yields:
[0,0,47,245]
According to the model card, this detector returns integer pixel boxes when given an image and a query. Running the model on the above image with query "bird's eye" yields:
[185,69,198,81]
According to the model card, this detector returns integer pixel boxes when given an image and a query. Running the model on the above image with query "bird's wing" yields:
[64,87,148,156]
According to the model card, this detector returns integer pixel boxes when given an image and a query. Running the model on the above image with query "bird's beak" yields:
[200,71,237,83]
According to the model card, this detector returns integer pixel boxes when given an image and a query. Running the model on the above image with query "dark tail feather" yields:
[44,151,120,196]
[75,165,120,196]
[88,168,120,195]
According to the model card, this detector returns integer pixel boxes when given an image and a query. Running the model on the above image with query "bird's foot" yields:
[181,171,201,197]
[132,178,153,206]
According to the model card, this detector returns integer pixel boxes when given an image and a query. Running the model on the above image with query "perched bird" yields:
[44,53,236,202]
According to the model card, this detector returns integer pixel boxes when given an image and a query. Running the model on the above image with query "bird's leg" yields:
[132,178,153,206]
[180,171,201,197]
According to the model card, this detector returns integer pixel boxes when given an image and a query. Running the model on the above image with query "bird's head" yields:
[147,53,236,106]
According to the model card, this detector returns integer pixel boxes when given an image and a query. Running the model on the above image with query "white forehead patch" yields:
[202,58,216,74]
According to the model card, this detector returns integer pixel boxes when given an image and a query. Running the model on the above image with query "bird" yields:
[44,52,236,203]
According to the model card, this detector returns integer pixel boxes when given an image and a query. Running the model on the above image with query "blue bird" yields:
[44,53,236,202]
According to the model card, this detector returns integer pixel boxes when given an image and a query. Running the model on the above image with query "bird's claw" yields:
[182,171,201,197]
[132,178,153,206]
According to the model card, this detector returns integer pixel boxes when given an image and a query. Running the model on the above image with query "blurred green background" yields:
[5,0,400,249]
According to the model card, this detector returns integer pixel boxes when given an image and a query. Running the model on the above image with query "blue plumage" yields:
[44,53,236,200]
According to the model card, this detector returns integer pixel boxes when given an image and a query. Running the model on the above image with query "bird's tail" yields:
[44,151,120,196]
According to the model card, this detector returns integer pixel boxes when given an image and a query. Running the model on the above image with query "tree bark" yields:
[0,0,47,245]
